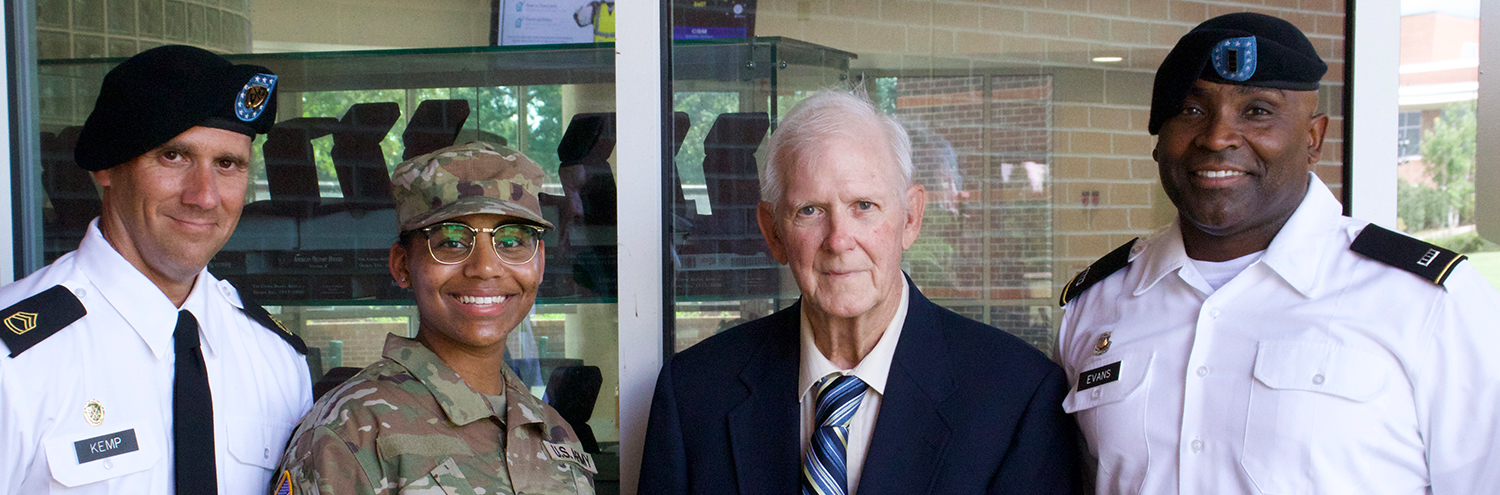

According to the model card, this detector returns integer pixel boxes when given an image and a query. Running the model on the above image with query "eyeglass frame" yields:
[414,221,548,266]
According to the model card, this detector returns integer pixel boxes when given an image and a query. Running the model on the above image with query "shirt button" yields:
[1196,366,1209,377]
[264,448,270,459]
[1209,307,1221,318]
[103,459,113,470]
[73,287,88,299]
[1190,439,1203,453]
[1312,374,1325,385]
[1090,388,1102,399]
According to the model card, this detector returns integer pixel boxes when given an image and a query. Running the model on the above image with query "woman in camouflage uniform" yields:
[270,142,596,495]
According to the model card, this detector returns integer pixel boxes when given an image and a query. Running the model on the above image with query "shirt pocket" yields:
[1241,341,1391,494]
[43,421,162,488]
[1063,350,1154,495]
[405,457,478,495]
[226,416,294,471]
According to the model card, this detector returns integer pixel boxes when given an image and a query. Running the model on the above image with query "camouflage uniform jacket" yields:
[271,334,596,495]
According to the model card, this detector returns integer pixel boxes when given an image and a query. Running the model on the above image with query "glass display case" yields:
[25,37,854,494]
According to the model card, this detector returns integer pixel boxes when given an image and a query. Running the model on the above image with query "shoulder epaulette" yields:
[1060,238,1138,307]
[0,285,86,357]
[230,282,308,355]
[1350,224,1466,286]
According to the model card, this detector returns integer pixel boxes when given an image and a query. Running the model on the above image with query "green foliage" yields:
[672,91,741,189]
[1425,230,1500,254]
[274,86,559,200]
[873,77,898,114]
[523,85,563,174]
[1397,177,1451,232]
[1420,101,1478,226]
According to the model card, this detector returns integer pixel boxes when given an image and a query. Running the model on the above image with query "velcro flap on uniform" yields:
[1063,351,1153,413]
[544,440,597,474]
[44,422,160,487]
[1252,341,1388,402]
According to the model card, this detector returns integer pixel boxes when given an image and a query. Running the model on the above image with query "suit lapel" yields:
[727,302,803,494]
[858,286,956,495]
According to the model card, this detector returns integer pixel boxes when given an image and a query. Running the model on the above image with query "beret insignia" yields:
[1211,36,1257,81]
[235,73,277,122]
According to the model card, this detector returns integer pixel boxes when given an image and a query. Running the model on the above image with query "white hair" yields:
[760,90,914,208]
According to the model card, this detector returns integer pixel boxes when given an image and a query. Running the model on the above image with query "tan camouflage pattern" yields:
[391,141,554,232]
[271,334,595,495]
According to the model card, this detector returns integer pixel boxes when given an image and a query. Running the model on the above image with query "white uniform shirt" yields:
[798,279,909,495]
[0,220,313,494]
[1059,176,1500,495]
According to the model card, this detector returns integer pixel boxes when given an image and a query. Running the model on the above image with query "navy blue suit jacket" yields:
[639,284,1079,494]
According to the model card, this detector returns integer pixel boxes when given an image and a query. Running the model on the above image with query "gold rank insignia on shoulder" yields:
[274,470,293,495]
[84,399,105,426]
[1093,332,1112,355]
[5,311,37,335]
[0,285,87,357]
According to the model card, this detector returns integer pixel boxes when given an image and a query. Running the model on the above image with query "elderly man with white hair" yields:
[639,91,1079,495]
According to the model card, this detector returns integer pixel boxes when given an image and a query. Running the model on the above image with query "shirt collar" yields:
[1132,173,1340,299]
[1258,175,1343,297]
[382,334,560,431]
[798,278,910,402]
[76,219,206,359]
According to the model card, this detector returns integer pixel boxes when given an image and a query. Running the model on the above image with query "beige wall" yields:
[251,0,492,50]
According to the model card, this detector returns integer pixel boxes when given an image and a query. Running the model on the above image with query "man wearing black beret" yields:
[0,45,312,494]
[1056,12,1500,494]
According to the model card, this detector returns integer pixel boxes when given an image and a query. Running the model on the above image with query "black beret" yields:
[75,45,279,171]
[1148,12,1327,135]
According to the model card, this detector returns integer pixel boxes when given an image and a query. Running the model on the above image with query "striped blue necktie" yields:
[802,373,869,495]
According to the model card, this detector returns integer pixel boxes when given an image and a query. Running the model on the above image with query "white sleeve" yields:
[0,360,38,493]
[1415,267,1500,494]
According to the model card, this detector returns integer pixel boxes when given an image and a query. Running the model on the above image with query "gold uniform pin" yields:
[84,399,105,426]
[1093,332,1112,355]
[5,311,37,335]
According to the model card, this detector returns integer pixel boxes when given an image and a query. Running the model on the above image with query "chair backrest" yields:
[545,365,603,424]
[331,102,400,208]
[401,99,470,160]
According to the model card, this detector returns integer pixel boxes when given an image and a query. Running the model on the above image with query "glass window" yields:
[667,2,1349,356]
[1398,110,1422,158]
[22,0,623,488]
[1395,0,1496,288]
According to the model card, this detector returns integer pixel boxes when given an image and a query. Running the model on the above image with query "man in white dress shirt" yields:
[640,90,1078,494]
[1058,12,1500,494]
[0,45,312,494]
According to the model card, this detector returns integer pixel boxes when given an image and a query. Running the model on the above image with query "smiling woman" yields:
[270,141,597,495]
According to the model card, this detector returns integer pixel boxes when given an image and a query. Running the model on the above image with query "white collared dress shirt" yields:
[1059,176,1500,494]
[799,278,909,495]
[0,220,313,494]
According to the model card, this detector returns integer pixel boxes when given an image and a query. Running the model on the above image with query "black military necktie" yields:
[173,310,218,494]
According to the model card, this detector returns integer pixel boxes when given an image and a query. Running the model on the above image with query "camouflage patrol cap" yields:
[391,141,553,232]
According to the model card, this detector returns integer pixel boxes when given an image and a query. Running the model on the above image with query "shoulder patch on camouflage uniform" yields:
[1351,223,1466,286]
[230,282,308,355]
[1060,238,1138,307]
[0,285,86,357]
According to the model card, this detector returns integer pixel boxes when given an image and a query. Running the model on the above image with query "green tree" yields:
[1420,101,1477,227]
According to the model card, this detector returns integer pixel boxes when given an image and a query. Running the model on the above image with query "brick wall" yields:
[758,0,1347,349]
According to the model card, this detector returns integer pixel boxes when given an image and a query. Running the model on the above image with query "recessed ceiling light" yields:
[1092,56,1124,63]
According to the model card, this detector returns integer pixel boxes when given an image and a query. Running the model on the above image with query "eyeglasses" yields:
[419,222,546,265]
